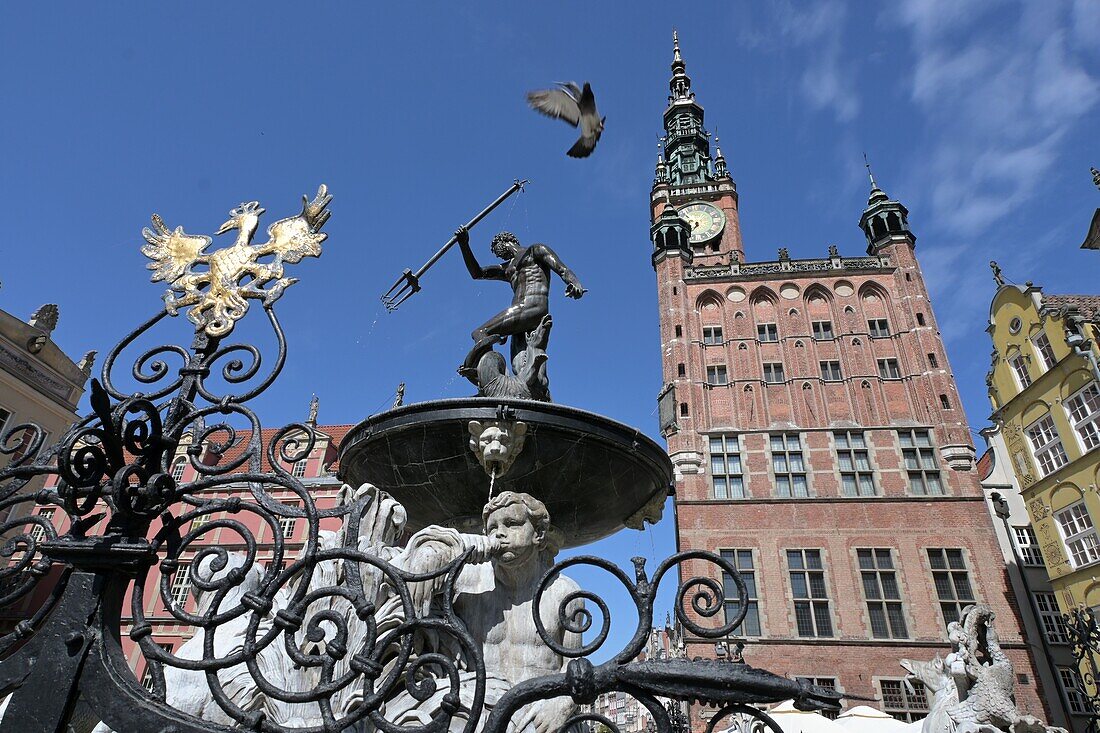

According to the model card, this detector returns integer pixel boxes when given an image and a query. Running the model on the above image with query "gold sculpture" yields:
[142,185,331,337]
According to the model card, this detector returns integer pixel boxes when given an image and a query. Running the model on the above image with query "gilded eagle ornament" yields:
[141,185,332,337]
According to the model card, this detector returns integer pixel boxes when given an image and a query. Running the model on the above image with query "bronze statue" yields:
[456,226,585,400]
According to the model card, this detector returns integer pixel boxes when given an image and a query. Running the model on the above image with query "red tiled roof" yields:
[1041,294,1100,322]
[204,423,355,475]
[976,448,994,483]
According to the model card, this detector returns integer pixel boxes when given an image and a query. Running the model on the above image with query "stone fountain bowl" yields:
[337,398,673,549]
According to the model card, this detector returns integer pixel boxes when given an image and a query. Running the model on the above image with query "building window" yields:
[1058,667,1091,716]
[280,502,300,539]
[706,365,729,386]
[1026,414,1068,477]
[1066,383,1100,453]
[859,549,908,639]
[757,323,778,342]
[703,326,723,345]
[709,435,745,499]
[916,313,926,326]
[899,429,943,495]
[819,361,843,382]
[1034,333,1057,371]
[795,678,839,719]
[928,352,938,368]
[1034,592,1069,644]
[29,508,55,543]
[0,407,12,438]
[787,549,832,637]
[812,321,834,340]
[1013,526,1044,566]
[291,459,308,478]
[169,563,192,609]
[763,362,785,384]
[720,549,760,636]
[1010,355,1032,389]
[835,431,876,496]
[771,434,808,497]
[877,358,901,379]
[677,363,686,377]
[171,457,187,482]
[140,643,175,692]
[927,548,976,627]
[939,394,951,410]
[675,325,682,338]
[868,319,890,338]
[880,679,929,722]
[679,402,689,417]
[190,513,211,532]
[1055,502,1100,568]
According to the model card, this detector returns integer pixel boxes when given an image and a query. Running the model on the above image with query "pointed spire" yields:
[668,28,694,103]
[714,133,728,178]
[864,152,887,203]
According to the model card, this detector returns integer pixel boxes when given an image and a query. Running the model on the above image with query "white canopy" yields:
[835,705,912,732]
[759,700,847,733]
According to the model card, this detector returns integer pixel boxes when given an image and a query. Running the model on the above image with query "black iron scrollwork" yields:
[1064,606,1100,732]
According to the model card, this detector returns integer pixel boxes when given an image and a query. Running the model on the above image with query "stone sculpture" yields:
[468,419,528,478]
[900,604,1066,733]
[386,490,581,733]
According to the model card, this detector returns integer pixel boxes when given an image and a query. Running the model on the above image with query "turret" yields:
[859,160,914,254]
[651,203,692,269]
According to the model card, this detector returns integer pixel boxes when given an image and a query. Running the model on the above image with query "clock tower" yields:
[651,30,743,263]
[648,32,1053,728]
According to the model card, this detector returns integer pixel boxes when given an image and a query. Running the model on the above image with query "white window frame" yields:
[291,458,308,478]
[1034,333,1057,371]
[1058,666,1091,716]
[1055,501,1100,568]
[0,406,12,438]
[1026,414,1069,477]
[1065,382,1100,454]
[771,434,808,498]
[171,457,187,482]
[29,508,55,543]
[1009,354,1032,389]
[1034,592,1068,644]
[280,502,300,539]
[709,435,745,499]
[169,563,192,608]
[1013,525,1044,566]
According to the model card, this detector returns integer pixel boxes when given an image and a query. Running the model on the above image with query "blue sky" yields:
[1,1,1098,660]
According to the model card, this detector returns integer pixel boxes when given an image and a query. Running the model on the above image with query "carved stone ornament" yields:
[900,604,1067,733]
[468,419,528,478]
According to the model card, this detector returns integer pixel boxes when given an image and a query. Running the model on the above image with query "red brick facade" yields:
[651,37,1049,726]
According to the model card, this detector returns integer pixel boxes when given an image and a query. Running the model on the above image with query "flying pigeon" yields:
[526,82,605,158]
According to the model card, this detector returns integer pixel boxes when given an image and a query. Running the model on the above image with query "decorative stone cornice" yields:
[683,254,892,282]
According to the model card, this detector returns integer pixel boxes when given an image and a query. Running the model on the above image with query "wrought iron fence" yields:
[1064,606,1100,733]
[0,191,841,733]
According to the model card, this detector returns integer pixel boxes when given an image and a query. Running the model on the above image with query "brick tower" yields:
[651,33,1049,726]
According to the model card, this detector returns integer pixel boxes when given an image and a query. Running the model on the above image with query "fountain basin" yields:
[337,398,672,548]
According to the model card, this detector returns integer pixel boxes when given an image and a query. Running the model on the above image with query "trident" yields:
[381,179,530,312]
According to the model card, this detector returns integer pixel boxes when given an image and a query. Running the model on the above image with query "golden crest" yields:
[141,185,331,337]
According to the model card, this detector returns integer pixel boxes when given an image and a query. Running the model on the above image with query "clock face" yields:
[680,202,726,244]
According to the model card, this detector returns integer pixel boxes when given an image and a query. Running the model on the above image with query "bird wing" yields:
[577,82,596,116]
[141,214,211,283]
[258,185,331,263]
[526,87,582,127]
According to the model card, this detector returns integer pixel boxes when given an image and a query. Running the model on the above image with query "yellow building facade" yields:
[987,281,1100,625]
